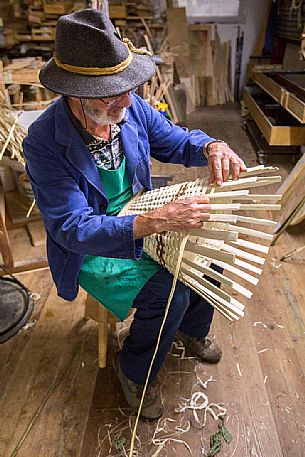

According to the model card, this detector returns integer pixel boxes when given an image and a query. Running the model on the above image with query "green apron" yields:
[78,157,161,320]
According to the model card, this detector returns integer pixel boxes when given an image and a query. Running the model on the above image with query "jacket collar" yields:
[54,96,140,197]
[67,134,107,197]
[54,97,105,195]
[120,118,139,185]
[55,97,78,146]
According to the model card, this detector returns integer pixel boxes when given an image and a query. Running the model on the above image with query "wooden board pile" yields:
[0,0,30,48]
[0,58,56,110]
[3,57,43,85]
[109,1,154,21]
[1,2,218,120]
[93,5,178,124]
[0,0,168,112]
[139,32,184,125]
[166,7,233,107]
[28,1,85,43]
[109,1,166,54]
[0,1,160,52]
[0,0,86,51]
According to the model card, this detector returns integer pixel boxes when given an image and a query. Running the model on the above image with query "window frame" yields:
[177,0,248,24]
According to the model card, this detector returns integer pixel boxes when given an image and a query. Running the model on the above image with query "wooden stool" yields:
[84,294,119,368]
[0,186,48,274]
[0,186,14,270]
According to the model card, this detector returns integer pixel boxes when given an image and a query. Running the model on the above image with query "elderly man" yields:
[23,9,246,420]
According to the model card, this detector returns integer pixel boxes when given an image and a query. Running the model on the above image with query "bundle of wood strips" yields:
[120,166,282,321]
[0,108,26,164]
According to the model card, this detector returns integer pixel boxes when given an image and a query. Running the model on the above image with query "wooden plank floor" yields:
[1,103,305,457]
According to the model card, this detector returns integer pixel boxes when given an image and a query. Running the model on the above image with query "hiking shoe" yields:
[113,352,164,421]
[176,330,222,363]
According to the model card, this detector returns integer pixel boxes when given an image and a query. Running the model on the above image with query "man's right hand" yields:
[134,195,211,239]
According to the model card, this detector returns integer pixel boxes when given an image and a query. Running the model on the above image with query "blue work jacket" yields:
[23,94,214,301]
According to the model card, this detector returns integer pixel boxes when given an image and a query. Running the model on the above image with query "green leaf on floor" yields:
[207,431,222,457]
[220,422,233,444]
[113,437,128,452]
[206,420,233,456]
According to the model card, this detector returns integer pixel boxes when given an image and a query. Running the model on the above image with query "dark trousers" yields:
[120,265,221,384]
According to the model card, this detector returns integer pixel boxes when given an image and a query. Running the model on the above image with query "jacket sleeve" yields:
[23,136,143,259]
[138,95,215,167]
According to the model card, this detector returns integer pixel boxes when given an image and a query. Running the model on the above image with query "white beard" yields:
[82,100,126,125]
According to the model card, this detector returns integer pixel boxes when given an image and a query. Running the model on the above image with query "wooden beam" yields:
[273,153,305,240]
[0,186,14,268]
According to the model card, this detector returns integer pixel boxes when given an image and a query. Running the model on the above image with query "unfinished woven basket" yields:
[120,165,282,321]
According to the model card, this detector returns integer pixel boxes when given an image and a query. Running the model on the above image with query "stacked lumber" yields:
[108,4,176,120]
[139,32,185,125]
[0,0,165,70]
[0,0,86,51]
[0,57,56,110]
[128,3,153,18]
[109,2,154,21]
[108,1,166,54]
[0,0,30,48]
[166,7,233,107]
[42,1,73,15]
[3,57,43,85]
[0,1,167,110]
[29,1,85,43]
[109,2,127,19]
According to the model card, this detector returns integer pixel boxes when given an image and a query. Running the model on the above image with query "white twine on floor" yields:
[147,367,226,455]
[95,364,228,457]
[175,392,227,430]
[152,416,192,456]
[97,332,227,456]
[194,364,217,389]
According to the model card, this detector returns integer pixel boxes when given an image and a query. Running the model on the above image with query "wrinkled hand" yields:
[134,195,211,238]
[206,142,247,185]
[155,195,211,231]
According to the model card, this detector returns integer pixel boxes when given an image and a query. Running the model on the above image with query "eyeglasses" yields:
[99,90,133,107]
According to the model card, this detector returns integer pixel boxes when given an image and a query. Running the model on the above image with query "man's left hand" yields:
[205,141,247,186]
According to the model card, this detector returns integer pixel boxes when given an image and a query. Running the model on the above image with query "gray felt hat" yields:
[39,8,156,98]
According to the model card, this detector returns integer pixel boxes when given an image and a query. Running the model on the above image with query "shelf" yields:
[251,71,305,123]
[243,83,305,146]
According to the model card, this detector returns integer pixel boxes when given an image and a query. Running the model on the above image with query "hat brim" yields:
[39,52,156,98]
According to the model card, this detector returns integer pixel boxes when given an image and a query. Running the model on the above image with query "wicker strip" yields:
[120,166,282,320]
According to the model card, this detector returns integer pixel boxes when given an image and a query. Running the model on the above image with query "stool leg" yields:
[0,188,14,268]
[84,296,91,320]
[108,313,118,332]
[98,305,108,368]
[84,294,99,321]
